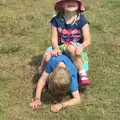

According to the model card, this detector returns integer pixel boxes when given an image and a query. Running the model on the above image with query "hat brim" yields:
[54,0,85,13]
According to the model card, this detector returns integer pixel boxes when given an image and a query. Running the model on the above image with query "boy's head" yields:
[48,64,71,99]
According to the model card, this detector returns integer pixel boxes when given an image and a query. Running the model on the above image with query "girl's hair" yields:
[54,0,85,14]
[48,66,71,98]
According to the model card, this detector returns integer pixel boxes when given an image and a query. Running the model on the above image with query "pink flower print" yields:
[62,29,68,34]
[71,29,79,34]
[58,27,62,32]
[66,30,71,35]
[61,38,65,43]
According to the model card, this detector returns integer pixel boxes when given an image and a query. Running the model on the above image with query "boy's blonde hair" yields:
[48,67,71,97]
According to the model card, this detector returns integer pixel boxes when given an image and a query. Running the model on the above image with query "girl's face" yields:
[62,1,79,12]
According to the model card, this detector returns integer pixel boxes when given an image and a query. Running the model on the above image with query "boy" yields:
[29,54,81,112]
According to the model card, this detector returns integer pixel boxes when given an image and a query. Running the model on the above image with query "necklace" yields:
[64,14,77,25]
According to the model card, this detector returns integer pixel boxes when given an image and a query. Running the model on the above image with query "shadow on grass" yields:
[29,55,43,66]
[29,55,43,84]
[32,85,65,104]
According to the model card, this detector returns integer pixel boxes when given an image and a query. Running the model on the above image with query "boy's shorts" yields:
[46,42,89,71]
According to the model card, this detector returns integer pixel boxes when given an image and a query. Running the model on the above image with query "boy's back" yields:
[45,54,78,93]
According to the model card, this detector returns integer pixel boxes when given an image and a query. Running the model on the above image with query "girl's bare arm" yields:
[82,24,91,47]
[51,25,59,49]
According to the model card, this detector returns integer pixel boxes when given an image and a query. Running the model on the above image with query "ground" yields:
[0,0,120,120]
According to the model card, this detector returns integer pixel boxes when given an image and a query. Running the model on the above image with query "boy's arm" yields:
[29,71,49,109]
[63,90,81,108]
[63,90,81,106]
[35,71,49,99]
[51,90,81,112]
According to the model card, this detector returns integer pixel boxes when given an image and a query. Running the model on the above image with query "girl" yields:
[39,0,91,86]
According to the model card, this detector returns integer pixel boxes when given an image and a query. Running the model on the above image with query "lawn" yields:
[0,0,120,120]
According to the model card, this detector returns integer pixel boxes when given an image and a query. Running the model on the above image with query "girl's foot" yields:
[80,75,91,86]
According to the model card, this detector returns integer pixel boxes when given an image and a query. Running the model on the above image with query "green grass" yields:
[0,0,120,120]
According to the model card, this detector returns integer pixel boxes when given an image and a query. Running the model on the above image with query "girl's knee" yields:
[66,45,76,55]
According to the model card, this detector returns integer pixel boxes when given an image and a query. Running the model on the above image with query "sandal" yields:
[80,75,91,86]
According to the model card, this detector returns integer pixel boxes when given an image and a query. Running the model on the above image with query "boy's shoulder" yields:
[50,54,69,61]
[57,54,71,60]
[49,55,72,65]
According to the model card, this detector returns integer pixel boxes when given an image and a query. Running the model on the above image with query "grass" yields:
[0,0,120,120]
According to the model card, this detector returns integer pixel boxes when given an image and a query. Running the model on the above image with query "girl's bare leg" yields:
[66,45,90,86]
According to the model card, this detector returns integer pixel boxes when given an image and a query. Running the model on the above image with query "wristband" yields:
[35,97,40,101]
[61,103,65,109]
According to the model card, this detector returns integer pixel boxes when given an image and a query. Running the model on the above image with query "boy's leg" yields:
[38,47,53,74]
[66,43,90,86]
[38,53,46,74]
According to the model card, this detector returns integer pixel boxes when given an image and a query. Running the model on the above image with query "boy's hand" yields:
[29,100,41,109]
[51,103,63,113]
[52,48,61,56]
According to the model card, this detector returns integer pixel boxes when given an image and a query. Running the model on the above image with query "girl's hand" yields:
[51,103,63,113]
[76,45,84,56]
[29,100,41,109]
[52,48,61,56]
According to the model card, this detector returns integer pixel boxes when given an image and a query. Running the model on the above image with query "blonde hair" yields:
[48,67,71,97]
